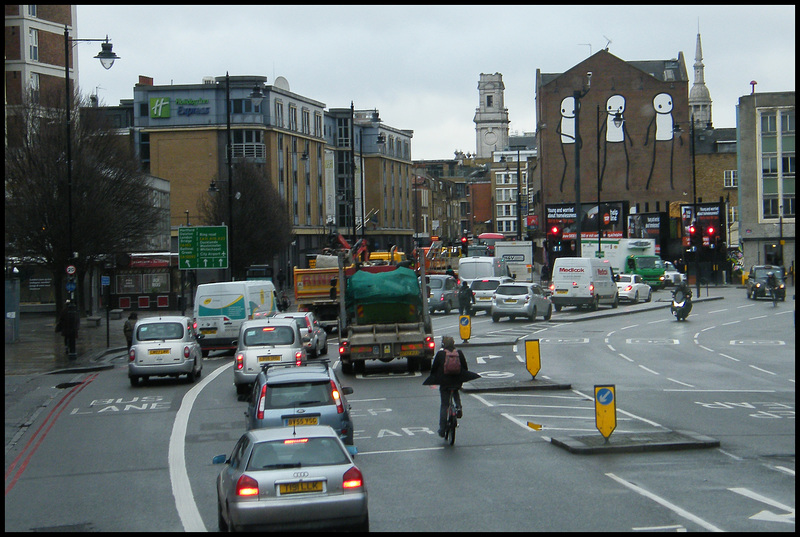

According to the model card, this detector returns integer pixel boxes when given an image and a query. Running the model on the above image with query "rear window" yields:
[137,322,185,341]
[427,279,444,289]
[247,437,349,470]
[496,285,529,295]
[265,380,333,409]
[618,275,632,282]
[243,325,296,346]
[471,280,502,291]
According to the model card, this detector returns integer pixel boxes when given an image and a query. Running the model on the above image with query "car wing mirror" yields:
[212,454,228,465]
[346,445,358,457]
[342,386,354,395]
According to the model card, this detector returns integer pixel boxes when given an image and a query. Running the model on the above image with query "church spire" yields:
[688,28,712,128]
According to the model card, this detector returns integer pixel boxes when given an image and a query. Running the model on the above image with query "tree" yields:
[198,160,292,280]
[5,87,161,313]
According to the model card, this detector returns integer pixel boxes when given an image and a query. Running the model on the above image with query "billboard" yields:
[546,201,627,240]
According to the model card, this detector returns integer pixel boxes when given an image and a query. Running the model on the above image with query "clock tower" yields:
[474,73,509,158]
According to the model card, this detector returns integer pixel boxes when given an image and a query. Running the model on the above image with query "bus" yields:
[477,232,505,256]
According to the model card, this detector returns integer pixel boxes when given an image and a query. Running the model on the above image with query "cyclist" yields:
[422,336,480,437]
[457,281,475,315]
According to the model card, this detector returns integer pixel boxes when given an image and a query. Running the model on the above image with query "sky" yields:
[76,5,795,161]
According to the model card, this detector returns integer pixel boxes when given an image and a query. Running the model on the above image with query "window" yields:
[723,170,738,188]
[289,105,297,131]
[728,205,738,225]
[28,5,37,17]
[486,95,493,108]
[314,112,323,138]
[29,28,39,61]
[781,111,794,133]
[762,156,778,176]
[302,109,310,135]
[29,72,40,104]
[761,113,777,134]
[274,101,284,128]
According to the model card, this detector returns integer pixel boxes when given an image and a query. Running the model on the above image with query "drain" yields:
[55,381,82,389]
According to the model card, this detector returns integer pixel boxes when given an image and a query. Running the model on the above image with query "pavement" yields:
[5,285,741,455]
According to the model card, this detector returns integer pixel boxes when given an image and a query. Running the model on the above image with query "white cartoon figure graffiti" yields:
[599,94,633,190]
[556,96,576,192]
[643,92,682,189]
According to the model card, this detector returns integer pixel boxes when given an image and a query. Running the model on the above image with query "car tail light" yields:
[339,340,349,356]
[440,295,444,302]
[183,346,190,358]
[236,475,259,497]
[306,318,313,331]
[625,285,633,292]
[235,353,244,371]
[342,466,363,489]
[128,348,135,362]
[425,336,435,351]
[525,294,531,303]
[589,283,595,294]
[295,351,303,366]
[256,384,267,420]
[331,380,344,414]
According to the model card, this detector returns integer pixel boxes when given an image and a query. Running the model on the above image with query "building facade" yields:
[737,91,795,274]
[474,73,510,159]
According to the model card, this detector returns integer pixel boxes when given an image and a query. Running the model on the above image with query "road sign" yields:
[179,226,228,270]
[66,265,76,275]
[524,339,541,378]
[459,315,471,341]
[594,385,617,440]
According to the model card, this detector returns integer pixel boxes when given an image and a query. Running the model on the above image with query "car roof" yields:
[246,424,341,443]
[242,317,298,329]
[263,362,333,382]
[136,315,192,325]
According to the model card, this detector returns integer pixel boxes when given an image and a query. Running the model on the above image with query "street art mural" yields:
[599,94,633,190]
[557,96,576,192]
[643,92,682,190]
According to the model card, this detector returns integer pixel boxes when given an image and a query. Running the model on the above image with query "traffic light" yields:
[461,236,468,255]
[688,223,701,248]
[549,225,562,242]
[706,225,716,249]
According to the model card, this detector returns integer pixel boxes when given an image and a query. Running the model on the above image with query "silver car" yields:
[214,426,368,532]
[274,311,328,357]
[128,315,203,386]
[491,282,553,322]
[234,318,307,395]
[615,273,653,303]
[424,274,458,314]
[660,261,684,286]
[470,276,514,313]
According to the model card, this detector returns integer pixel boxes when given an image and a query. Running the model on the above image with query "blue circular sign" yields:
[66,282,77,292]
[596,388,614,405]
[460,316,470,326]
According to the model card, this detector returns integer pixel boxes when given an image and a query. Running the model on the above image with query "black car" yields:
[746,265,786,301]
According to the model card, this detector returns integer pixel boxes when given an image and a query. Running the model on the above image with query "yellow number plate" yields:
[284,417,318,426]
[258,355,281,362]
[479,296,491,300]
[506,299,518,303]
[279,481,323,494]
[149,349,170,355]
[556,290,568,294]
[200,328,216,334]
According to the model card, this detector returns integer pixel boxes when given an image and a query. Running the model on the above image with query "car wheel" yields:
[321,341,328,355]
[591,296,599,311]
[429,308,436,315]
[187,366,197,384]
[747,288,752,299]
[530,307,536,322]
[646,290,652,302]
[543,304,552,321]
[612,294,619,308]
[129,375,139,387]
[492,314,500,322]
[218,499,229,532]
[633,291,639,304]
[554,304,562,312]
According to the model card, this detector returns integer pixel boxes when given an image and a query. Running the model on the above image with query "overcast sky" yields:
[76,5,795,161]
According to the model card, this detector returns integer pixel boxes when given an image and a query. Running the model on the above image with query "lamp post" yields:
[63,26,118,359]
[573,76,591,257]
[691,113,700,295]
[516,148,522,240]
[596,104,602,258]
[358,128,385,241]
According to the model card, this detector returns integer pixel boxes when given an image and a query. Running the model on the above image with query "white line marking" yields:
[618,353,634,362]
[667,378,695,387]
[748,365,777,376]
[169,361,231,532]
[638,364,660,375]
[357,446,445,455]
[606,473,724,532]
[728,487,795,515]
[718,353,740,362]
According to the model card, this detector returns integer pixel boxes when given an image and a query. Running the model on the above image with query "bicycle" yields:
[443,387,459,446]
[769,285,779,308]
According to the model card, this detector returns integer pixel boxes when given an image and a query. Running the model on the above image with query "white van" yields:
[193,281,278,355]
[549,257,619,311]
[457,256,511,286]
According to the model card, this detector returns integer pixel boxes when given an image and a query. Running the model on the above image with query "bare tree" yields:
[198,160,292,280]
[5,87,160,312]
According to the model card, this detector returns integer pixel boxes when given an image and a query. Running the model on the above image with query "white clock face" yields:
[484,131,497,145]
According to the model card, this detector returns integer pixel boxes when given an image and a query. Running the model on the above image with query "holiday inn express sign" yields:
[150,97,211,118]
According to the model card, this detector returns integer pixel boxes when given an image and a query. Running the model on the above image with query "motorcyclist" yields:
[673,279,692,301]
[766,271,777,292]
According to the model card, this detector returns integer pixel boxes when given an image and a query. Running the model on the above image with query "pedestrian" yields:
[123,312,138,351]
[277,269,286,291]
[457,280,475,315]
[422,336,480,437]
[445,265,455,278]
[56,300,80,358]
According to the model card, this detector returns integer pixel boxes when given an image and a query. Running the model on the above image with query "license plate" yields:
[149,349,170,355]
[556,290,568,294]
[258,355,281,363]
[200,328,216,334]
[506,299,518,303]
[284,417,318,426]
[399,349,418,356]
[479,296,491,300]
[279,481,323,494]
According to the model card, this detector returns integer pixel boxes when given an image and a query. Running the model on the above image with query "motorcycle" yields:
[670,287,692,321]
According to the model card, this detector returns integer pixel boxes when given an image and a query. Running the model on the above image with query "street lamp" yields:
[63,25,118,359]
[516,149,523,240]
[691,113,700,295]
[573,73,591,257]
[359,128,385,241]
[207,73,235,280]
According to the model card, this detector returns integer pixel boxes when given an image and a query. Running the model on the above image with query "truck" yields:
[337,253,435,375]
[592,238,666,289]
[494,240,534,282]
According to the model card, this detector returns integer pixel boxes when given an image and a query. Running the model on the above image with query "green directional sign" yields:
[179,226,228,270]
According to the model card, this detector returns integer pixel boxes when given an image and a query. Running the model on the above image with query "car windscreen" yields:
[617,275,632,283]
[754,268,785,280]
[247,437,349,470]
[636,257,659,269]
[243,325,295,346]
[265,380,333,409]
[496,285,529,295]
[137,322,185,341]
[471,280,501,291]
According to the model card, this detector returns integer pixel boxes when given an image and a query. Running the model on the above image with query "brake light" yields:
[295,351,303,366]
[589,283,595,294]
[284,438,309,444]
[331,380,344,414]
[257,384,267,420]
[549,283,555,293]
[342,467,363,489]
[440,295,444,302]
[236,475,259,497]
[183,346,190,358]
[339,340,349,356]
[306,318,313,331]
[525,294,531,303]
[128,348,135,362]
[625,285,633,292]
[235,353,244,371]
[425,336,435,351]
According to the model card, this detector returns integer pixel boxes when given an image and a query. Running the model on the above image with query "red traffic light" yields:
[461,236,468,244]
[550,226,560,235]
[706,225,715,236]
[688,224,697,235]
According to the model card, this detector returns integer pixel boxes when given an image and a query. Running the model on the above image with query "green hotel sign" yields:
[150,97,170,118]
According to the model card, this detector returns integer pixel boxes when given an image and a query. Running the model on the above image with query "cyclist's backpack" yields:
[443,349,461,375]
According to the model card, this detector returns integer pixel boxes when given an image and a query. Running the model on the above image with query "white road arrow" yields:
[476,354,502,364]
[729,487,795,525]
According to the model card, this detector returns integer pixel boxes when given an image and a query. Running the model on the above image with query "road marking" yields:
[667,378,694,387]
[618,353,634,363]
[748,365,777,375]
[169,362,231,532]
[632,525,686,531]
[718,353,740,362]
[638,365,660,375]
[606,473,724,532]
[729,487,795,524]
[357,446,444,455]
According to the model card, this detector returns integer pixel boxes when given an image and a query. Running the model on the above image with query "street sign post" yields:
[458,315,471,341]
[179,226,228,270]
[594,385,617,441]
[524,339,541,378]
